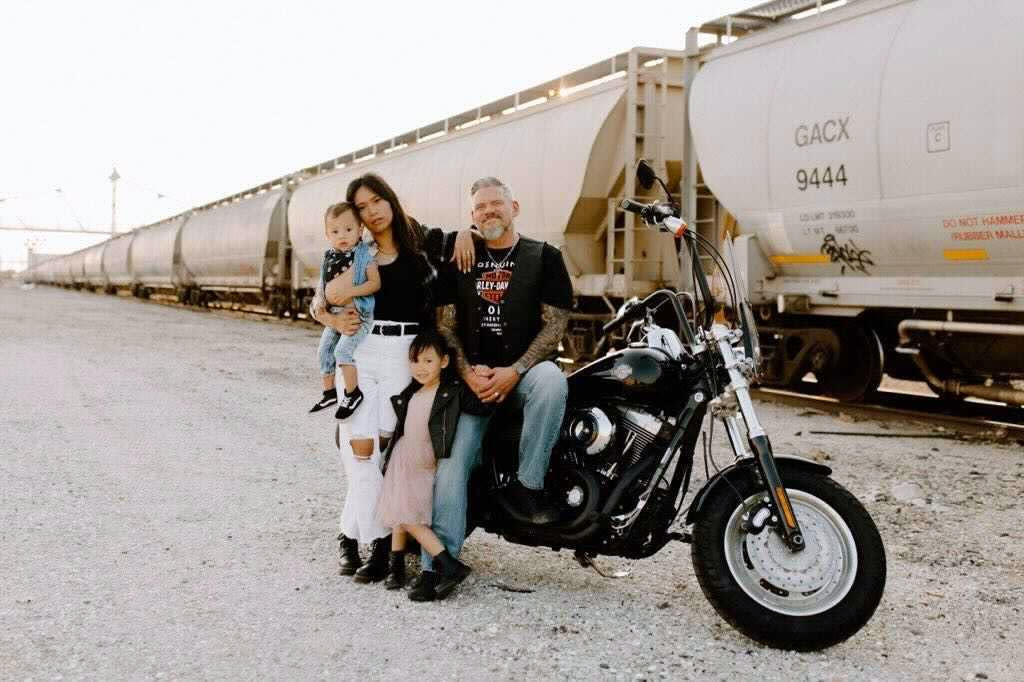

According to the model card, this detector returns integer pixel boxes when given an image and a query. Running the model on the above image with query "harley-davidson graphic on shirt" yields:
[475,245,516,361]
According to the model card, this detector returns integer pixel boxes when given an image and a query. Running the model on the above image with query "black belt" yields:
[371,322,420,336]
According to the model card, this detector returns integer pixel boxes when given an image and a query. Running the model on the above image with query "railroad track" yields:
[132,292,320,326]
[752,384,1024,441]
[57,288,1024,440]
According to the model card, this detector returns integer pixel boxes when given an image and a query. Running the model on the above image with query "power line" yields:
[55,188,86,229]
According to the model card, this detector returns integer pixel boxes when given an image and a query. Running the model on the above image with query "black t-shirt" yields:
[470,240,573,364]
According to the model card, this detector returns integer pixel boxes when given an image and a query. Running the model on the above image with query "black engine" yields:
[539,404,677,533]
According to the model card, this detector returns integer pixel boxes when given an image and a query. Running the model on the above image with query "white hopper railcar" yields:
[177,189,290,313]
[129,216,189,298]
[287,48,687,356]
[65,249,87,289]
[82,242,107,290]
[102,232,134,293]
[688,0,1024,403]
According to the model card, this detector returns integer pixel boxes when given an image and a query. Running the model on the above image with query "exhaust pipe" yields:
[897,320,1024,405]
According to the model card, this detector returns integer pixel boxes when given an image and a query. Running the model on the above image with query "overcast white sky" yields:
[0,0,753,269]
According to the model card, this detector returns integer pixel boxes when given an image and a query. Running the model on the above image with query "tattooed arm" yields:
[514,304,570,371]
[436,304,471,378]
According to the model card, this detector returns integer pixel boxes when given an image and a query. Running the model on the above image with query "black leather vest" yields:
[456,236,546,368]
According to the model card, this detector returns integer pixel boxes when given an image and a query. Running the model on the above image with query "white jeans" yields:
[336,425,389,543]
[348,326,415,439]
[336,325,414,543]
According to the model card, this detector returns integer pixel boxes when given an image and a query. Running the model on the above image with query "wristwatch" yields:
[514,362,528,377]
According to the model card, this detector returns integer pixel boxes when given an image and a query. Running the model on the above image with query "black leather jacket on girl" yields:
[381,376,489,475]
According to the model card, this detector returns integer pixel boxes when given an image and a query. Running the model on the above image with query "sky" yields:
[0,0,755,270]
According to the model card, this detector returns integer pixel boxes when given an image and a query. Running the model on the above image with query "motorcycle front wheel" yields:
[691,469,886,651]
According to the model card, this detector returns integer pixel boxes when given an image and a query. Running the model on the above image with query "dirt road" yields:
[2,285,1021,680]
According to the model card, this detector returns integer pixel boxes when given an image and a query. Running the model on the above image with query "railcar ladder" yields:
[606,51,676,300]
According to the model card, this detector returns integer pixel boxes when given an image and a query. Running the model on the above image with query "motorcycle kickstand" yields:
[573,550,631,579]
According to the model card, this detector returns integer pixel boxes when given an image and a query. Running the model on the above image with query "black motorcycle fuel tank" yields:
[568,347,689,410]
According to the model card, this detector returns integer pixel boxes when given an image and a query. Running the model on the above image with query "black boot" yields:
[384,551,406,590]
[337,534,362,576]
[503,481,559,525]
[408,570,440,602]
[432,550,472,600]
[353,535,390,583]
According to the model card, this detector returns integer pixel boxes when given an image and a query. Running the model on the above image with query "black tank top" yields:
[374,250,429,323]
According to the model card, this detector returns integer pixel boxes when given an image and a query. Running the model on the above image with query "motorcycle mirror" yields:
[636,160,657,191]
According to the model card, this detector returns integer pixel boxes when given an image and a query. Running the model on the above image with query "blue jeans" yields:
[317,314,372,375]
[422,361,567,570]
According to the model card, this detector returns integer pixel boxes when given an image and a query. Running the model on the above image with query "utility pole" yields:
[109,167,120,233]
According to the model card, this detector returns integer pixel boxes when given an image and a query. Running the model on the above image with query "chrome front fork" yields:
[712,326,806,551]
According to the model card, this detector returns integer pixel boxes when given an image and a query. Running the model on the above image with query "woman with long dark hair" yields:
[314,173,474,582]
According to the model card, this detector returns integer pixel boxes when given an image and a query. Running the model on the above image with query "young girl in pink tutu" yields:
[375,330,478,599]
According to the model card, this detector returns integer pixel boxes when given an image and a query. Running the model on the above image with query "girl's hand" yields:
[452,229,476,273]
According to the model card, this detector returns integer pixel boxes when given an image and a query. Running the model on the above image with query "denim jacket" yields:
[318,241,375,318]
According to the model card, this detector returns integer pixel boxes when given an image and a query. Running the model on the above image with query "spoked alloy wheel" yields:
[692,469,885,651]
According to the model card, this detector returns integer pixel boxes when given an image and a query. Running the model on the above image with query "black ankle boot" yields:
[408,570,440,602]
[432,550,472,600]
[384,551,406,590]
[337,534,362,576]
[353,535,390,583]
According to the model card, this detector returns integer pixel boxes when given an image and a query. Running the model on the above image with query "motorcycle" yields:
[466,161,886,651]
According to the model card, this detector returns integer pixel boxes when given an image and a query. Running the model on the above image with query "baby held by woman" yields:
[309,202,379,418]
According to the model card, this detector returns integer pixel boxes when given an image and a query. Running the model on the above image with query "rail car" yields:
[23,0,1024,405]
[28,46,689,349]
[690,0,1024,404]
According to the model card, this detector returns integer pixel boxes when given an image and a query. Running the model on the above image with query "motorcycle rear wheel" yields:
[691,469,885,651]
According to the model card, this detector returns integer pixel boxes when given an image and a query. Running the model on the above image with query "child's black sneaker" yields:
[310,389,338,413]
[334,387,364,420]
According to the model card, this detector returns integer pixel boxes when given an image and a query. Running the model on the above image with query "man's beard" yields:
[480,221,508,241]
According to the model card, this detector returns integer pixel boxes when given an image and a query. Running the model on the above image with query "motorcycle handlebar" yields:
[620,198,672,223]
[619,198,650,218]
[600,289,697,346]
[601,302,642,334]
[620,199,687,237]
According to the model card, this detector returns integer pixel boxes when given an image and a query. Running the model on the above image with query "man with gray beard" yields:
[410,176,573,601]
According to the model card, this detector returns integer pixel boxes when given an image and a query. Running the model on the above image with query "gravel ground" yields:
[2,284,1022,681]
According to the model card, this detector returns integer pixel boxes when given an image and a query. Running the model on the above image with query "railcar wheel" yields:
[692,469,885,651]
[818,325,883,402]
